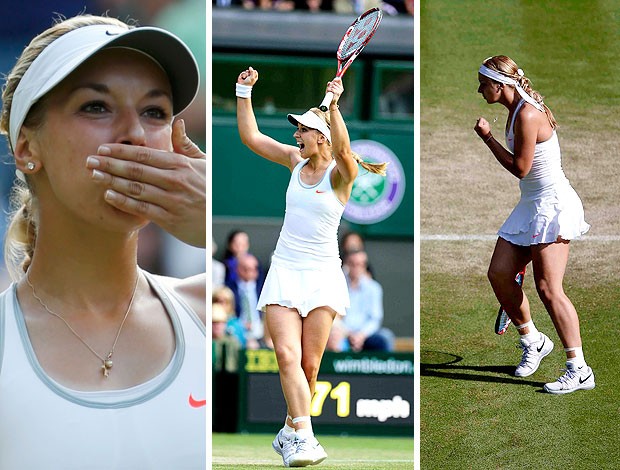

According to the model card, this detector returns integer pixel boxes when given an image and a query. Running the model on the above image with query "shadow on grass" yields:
[420,349,545,388]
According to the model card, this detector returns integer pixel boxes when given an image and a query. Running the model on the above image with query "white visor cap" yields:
[287,110,331,143]
[9,24,200,149]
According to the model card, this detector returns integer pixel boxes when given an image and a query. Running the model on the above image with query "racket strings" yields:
[338,12,381,59]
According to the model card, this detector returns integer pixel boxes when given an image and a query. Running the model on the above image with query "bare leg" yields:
[265,305,310,425]
[284,307,336,430]
[531,240,582,358]
[488,238,532,330]
[301,307,337,400]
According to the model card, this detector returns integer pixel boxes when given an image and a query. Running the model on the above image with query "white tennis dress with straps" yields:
[498,99,589,245]
[0,271,206,469]
[257,158,350,317]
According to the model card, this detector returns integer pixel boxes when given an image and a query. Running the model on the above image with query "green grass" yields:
[420,268,620,469]
[421,1,620,469]
[212,433,414,469]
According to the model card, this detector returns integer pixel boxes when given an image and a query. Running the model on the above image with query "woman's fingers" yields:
[87,123,206,247]
[172,119,204,158]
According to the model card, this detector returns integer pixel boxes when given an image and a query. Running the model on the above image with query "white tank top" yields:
[272,159,345,269]
[506,99,570,200]
[0,271,206,469]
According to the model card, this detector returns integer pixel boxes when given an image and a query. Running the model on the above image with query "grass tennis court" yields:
[421,1,620,468]
[212,433,414,469]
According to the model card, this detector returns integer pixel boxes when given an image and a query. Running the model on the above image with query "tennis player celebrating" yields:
[474,55,594,394]
[236,67,385,466]
[0,15,206,467]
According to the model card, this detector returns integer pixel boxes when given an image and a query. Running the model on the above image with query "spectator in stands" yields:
[293,0,333,12]
[213,285,246,348]
[212,238,226,288]
[212,302,242,372]
[223,229,256,285]
[340,230,366,257]
[342,250,393,351]
[226,253,265,349]
[340,230,374,278]
[241,0,295,10]
[211,301,242,433]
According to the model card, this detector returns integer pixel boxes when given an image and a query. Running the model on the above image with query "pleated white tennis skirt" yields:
[257,261,349,317]
[498,182,590,246]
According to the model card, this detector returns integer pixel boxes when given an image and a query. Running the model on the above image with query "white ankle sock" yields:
[565,347,586,368]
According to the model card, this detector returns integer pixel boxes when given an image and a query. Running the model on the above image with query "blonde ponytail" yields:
[4,185,37,280]
[351,151,388,176]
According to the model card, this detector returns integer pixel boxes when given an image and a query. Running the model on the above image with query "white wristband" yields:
[236,83,252,99]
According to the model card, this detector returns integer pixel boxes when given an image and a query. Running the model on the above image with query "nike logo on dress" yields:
[188,394,206,408]
[316,190,326,193]
[536,338,546,353]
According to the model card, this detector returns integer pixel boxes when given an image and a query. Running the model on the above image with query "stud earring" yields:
[26,162,35,171]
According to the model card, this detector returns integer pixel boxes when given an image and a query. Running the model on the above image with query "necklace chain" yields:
[25,273,140,378]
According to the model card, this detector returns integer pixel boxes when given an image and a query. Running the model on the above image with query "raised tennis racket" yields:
[494,268,526,335]
[318,7,383,112]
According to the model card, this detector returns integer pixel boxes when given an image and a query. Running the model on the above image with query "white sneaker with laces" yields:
[544,363,595,394]
[287,435,327,467]
[272,429,296,467]
[514,332,554,377]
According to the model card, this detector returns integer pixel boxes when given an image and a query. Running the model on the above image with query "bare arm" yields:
[236,67,301,170]
[328,78,358,200]
[474,106,543,179]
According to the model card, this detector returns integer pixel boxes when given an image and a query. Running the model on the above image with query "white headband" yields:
[287,111,331,143]
[9,24,199,151]
[478,64,544,112]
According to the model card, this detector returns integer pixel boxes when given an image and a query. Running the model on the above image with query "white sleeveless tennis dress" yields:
[257,159,350,317]
[0,271,206,469]
[498,100,590,246]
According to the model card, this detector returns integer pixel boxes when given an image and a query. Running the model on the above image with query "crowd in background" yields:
[213,0,413,16]
[212,228,394,373]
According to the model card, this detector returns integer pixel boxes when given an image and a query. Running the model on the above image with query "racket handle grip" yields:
[319,92,334,112]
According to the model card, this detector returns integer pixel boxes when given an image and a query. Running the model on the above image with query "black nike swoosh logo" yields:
[536,338,546,353]
[579,373,592,384]
[105,31,120,36]
[278,439,284,449]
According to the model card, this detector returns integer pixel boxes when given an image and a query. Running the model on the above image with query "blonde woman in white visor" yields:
[0,15,206,468]
[474,55,593,395]
[236,67,385,467]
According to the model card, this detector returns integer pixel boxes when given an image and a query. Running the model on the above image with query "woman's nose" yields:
[116,110,146,146]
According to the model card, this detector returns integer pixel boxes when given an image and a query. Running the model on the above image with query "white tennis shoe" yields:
[514,332,554,377]
[287,435,327,467]
[544,363,595,394]
[272,429,296,467]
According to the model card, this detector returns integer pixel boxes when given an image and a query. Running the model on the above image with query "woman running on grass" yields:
[236,66,385,466]
[474,55,594,394]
